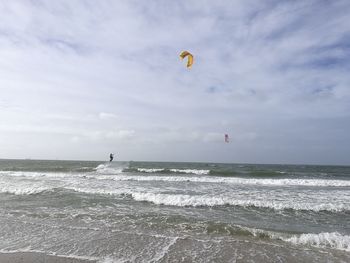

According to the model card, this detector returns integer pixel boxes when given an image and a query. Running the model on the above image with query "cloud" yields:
[98,112,118,120]
[0,0,350,163]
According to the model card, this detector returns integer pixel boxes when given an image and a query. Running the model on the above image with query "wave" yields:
[95,163,125,175]
[3,169,349,187]
[169,169,210,175]
[282,232,350,252]
[0,171,94,180]
[1,185,349,213]
[48,187,349,212]
[123,165,347,180]
[129,192,348,212]
[5,181,343,212]
[0,166,96,173]
[203,223,350,252]
[108,174,350,187]
[126,167,288,177]
[124,168,210,175]
[0,184,55,195]
[137,168,166,173]
[130,167,281,177]
[1,176,349,213]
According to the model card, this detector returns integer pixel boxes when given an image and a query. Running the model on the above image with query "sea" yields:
[0,159,349,262]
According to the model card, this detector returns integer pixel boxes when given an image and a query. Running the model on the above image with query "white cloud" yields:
[98,112,118,120]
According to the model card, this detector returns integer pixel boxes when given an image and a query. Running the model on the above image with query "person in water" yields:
[109,153,114,162]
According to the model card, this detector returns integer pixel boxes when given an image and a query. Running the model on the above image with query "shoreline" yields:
[0,251,97,263]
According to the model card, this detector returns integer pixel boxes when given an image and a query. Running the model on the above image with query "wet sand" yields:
[0,251,97,263]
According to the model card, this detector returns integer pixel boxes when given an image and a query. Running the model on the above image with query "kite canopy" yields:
[180,51,194,68]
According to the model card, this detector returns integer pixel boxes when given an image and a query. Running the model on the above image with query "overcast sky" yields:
[1,0,349,164]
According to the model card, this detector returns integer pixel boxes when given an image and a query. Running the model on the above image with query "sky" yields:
[0,0,350,164]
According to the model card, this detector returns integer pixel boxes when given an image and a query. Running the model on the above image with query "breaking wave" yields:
[124,166,291,177]
[124,168,210,175]
[129,192,349,212]
[203,223,350,252]
[0,184,56,195]
[4,183,346,213]
[109,175,350,187]
[95,163,125,175]
[282,232,350,252]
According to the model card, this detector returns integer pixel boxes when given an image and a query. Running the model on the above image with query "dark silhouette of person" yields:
[109,153,114,162]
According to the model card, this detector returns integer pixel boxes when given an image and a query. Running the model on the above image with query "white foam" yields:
[129,192,349,212]
[0,186,50,195]
[0,171,82,179]
[169,169,210,175]
[95,164,123,175]
[0,171,47,178]
[151,237,178,262]
[137,168,165,173]
[109,174,350,187]
[283,232,350,252]
[240,228,350,252]
[136,168,210,175]
[0,183,55,195]
[95,164,109,170]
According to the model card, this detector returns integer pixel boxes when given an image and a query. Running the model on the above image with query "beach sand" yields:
[0,252,97,263]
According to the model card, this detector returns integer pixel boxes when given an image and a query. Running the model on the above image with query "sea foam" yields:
[129,192,348,212]
[0,184,54,195]
[283,232,350,252]
[242,228,350,252]
[2,169,350,187]
[110,174,350,187]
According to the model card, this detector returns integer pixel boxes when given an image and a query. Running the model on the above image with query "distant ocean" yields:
[0,159,349,262]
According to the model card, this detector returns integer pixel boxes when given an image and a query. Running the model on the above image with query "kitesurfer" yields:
[109,153,114,162]
[225,134,229,143]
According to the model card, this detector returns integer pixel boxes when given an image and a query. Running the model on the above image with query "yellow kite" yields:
[179,51,194,68]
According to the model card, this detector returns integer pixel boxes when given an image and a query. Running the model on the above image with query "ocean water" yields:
[0,159,349,262]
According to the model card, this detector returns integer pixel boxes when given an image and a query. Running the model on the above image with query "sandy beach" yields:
[0,251,97,263]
